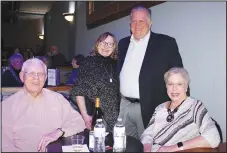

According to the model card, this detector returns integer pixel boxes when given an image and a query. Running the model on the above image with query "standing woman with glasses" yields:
[70,32,120,132]
[2,53,24,87]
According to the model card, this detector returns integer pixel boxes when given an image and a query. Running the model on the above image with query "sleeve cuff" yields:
[202,133,220,148]
[152,144,161,152]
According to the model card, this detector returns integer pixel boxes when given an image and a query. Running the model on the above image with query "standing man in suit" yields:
[118,5,184,140]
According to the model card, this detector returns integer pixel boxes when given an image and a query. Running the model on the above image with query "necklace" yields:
[166,97,187,122]
[100,58,113,83]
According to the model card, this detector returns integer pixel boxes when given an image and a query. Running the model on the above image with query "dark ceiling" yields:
[1,1,54,24]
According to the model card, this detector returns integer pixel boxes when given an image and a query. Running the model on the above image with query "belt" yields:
[124,97,140,103]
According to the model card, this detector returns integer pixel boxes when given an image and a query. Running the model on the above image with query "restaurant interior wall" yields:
[45,1,76,61]
[1,19,43,54]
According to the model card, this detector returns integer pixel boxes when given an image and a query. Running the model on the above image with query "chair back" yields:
[212,118,223,143]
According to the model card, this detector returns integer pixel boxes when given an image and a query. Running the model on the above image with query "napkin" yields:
[62,144,90,152]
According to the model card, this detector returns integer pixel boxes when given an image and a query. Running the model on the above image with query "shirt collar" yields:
[23,86,44,99]
[130,30,151,43]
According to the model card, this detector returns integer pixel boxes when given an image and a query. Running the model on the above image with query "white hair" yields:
[130,5,152,21]
[164,67,190,86]
[21,58,47,74]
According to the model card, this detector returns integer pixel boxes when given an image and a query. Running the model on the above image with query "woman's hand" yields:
[143,143,151,152]
[81,113,92,130]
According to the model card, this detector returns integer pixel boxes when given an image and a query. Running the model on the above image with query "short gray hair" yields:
[21,58,47,74]
[130,5,152,21]
[164,67,190,86]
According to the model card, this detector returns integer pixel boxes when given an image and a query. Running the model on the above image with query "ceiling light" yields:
[38,34,44,40]
[63,13,74,22]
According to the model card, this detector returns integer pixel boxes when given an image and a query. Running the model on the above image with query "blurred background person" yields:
[49,45,66,68]
[70,32,120,132]
[36,55,50,87]
[13,47,22,54]
[2,53,24,87]
[41,55,50,69]
[66,54,85,85]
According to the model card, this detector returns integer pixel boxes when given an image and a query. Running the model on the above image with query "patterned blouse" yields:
[70,55,120,131]
[140,97,220,152]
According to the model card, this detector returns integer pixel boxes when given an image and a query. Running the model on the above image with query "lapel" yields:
[139,31,156,84]
[118,37,130,74]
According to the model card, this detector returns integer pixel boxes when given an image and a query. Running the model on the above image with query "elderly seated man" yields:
[2,58,86,152]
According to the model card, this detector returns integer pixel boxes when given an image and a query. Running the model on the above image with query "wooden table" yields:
[46,85,72,92]
[178,142,226,152]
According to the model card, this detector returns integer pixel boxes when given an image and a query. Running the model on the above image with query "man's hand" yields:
[81,113,92,130]
[143,143,151,152]
[37,129,63,152]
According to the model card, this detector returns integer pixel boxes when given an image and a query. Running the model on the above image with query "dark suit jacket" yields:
[118,31,184,128]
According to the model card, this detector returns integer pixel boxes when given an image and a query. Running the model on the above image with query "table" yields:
[46,85,72,92]
[47,129,143,152]
[178,142,226,152]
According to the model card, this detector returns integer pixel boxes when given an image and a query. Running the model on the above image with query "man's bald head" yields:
[50,46,58,55]
[20,58,47,97]
[21,58,47,75]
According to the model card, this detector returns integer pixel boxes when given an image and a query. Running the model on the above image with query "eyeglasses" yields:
[130,20,146,27]
[23,71,46,78]
[100,41,114,48]
[166,82,185,88]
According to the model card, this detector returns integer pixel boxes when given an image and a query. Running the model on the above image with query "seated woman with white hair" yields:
[141,67,220,152]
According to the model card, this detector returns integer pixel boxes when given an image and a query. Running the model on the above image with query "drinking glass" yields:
[71,135,85,152]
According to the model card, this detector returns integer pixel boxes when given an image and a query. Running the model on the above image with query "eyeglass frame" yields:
[22,71,46,78]
[99,41,114,48]
[166,82,186,88]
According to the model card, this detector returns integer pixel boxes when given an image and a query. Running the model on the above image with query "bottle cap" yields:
[117,118,123,121]
[97,119,102,122]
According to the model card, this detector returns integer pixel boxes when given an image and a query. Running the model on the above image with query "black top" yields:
[70,55,120,131]
[2,66,23,87]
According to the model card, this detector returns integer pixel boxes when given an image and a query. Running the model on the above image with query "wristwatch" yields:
[57,128,65,138]
[177,142,184,150]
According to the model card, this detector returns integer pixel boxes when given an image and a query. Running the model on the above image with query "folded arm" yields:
[140,109,157,152]
[193,101,221,148]
[59,94,86,137]
[158,101,221,152]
